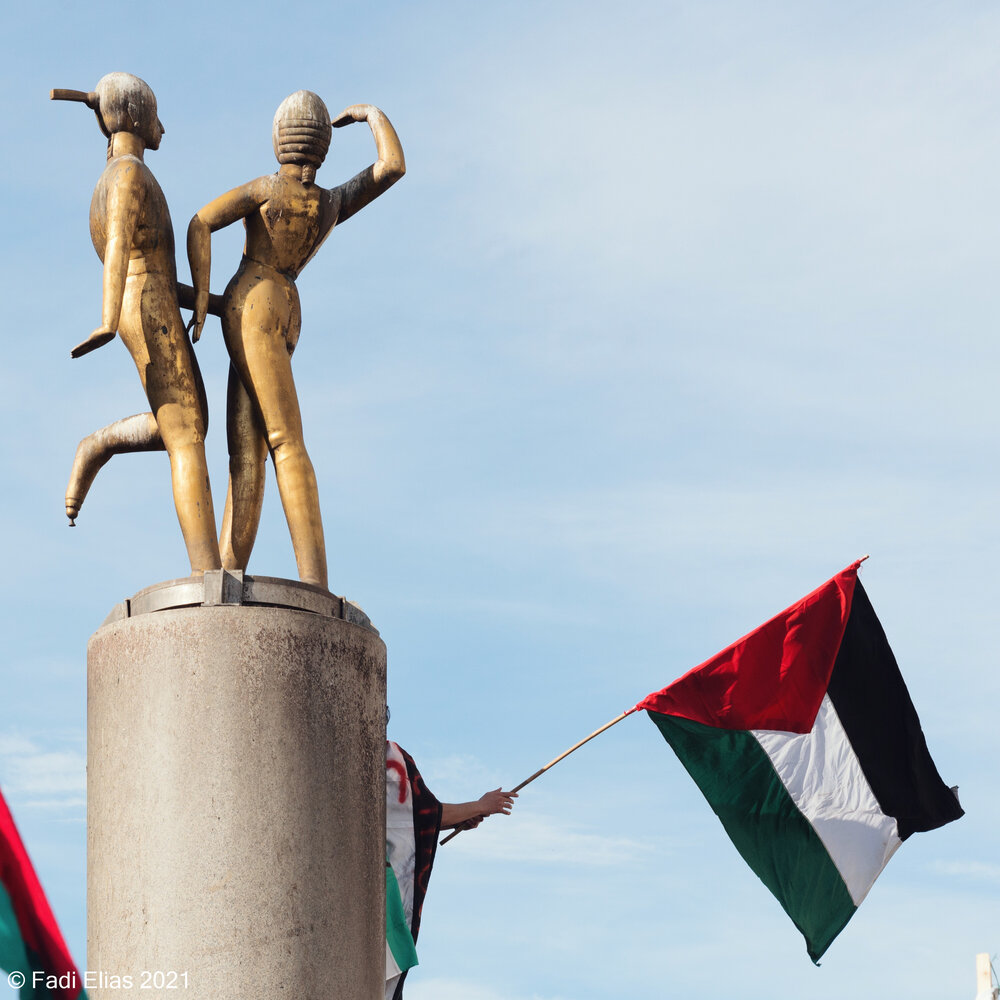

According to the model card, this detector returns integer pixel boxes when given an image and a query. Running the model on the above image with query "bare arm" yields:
[186,177,271,341]
[72,160,143,358]
[440,788,517,831]
[176,282,224,317]
[329,104,405,227]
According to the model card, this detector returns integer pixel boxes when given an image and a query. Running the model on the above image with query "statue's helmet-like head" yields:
[272,91,331,183]
[51,71,164,150]
[93,72,164,149]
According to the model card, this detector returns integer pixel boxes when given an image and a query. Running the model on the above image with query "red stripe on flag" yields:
[0,792,82,999]
[386,759,408,804]
[637,561,860,732]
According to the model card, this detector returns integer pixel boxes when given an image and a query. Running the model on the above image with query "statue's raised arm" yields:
[328,103,406,226]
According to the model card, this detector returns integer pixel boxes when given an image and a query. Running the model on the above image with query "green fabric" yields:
[0,881,32,988]
[385,863,418,973]
[0,882,85,999]
[650,711,856,962]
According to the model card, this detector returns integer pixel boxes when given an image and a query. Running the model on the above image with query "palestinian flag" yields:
[637,560,963,962]
[385,742,442,1000]
[0,790,85,998]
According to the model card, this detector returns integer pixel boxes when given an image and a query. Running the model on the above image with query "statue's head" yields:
[51,73,163,150]
[93,73,164,149]
[272,91,331,184]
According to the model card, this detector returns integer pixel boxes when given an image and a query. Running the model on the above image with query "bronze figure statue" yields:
[52,73,222,575]
[186,91,405,590]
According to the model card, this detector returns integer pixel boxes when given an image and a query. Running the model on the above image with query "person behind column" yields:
[385,739,515,1000]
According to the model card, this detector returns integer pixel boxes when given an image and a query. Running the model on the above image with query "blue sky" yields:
[2,1,998,997]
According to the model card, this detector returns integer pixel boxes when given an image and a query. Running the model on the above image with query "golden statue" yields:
[186,91,405,590]
[52,73,222,575]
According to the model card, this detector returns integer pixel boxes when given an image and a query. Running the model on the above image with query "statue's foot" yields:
[70,329,115,358]
[65,434,100,526]
[64,413,161,528]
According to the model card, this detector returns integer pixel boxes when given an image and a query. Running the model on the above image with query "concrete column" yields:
[87,573,386,999]
[976,953,997,1000]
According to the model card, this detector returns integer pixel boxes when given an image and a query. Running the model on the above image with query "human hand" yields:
[477,788,517,817]
[185,291,210,343]
[332,104,373,128]
[71,326,115,358]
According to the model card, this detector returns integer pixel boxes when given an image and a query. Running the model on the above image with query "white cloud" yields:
[442,474,997,601]
[407,978,574,1000]
[932,860,1000,884]
[0,733,86,813]
[7,753,86,795]
[398,594,593,629]
[421,753,502,790]
[0,735,40,757]
[21,798,87,812]
[417,756,648,866]
[449,814,647,867]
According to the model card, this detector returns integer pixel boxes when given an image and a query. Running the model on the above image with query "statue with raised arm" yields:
[186,91,405,591]
[52,73,222,575]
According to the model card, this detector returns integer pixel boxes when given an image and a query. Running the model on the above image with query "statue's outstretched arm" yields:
[72,160,144,358]
[329,105,405,227]
[186,177,271,341]
[176,282,224,318]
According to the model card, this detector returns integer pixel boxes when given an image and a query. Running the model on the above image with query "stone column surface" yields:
[87,574,386,999]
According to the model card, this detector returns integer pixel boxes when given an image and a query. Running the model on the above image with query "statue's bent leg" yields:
[225,283,327,590]
[220,362,267,571]
[122,277,222,574]
[65,412,162,525]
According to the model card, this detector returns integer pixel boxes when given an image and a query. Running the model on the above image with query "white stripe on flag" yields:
[386,742,417,927]
[753,695,902,905]
[386,741,416,994]
[386,940,403,980]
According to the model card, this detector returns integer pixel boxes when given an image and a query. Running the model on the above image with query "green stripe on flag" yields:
[650,711,856,962]
[0,879,32,988]
[385,863,418,974]
[0,880,75,999]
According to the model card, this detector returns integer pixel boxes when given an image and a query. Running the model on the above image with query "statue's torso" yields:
[243,174,326,278]
[89,154,177,279]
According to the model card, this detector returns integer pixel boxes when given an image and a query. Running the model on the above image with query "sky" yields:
[1,0,999,996]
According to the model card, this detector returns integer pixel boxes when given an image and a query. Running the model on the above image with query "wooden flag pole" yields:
[440,707,638,845]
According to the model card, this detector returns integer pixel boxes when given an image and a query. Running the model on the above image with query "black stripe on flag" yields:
[825,580,964,840]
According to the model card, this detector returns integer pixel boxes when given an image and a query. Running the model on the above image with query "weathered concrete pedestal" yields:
[87,572,386,999]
